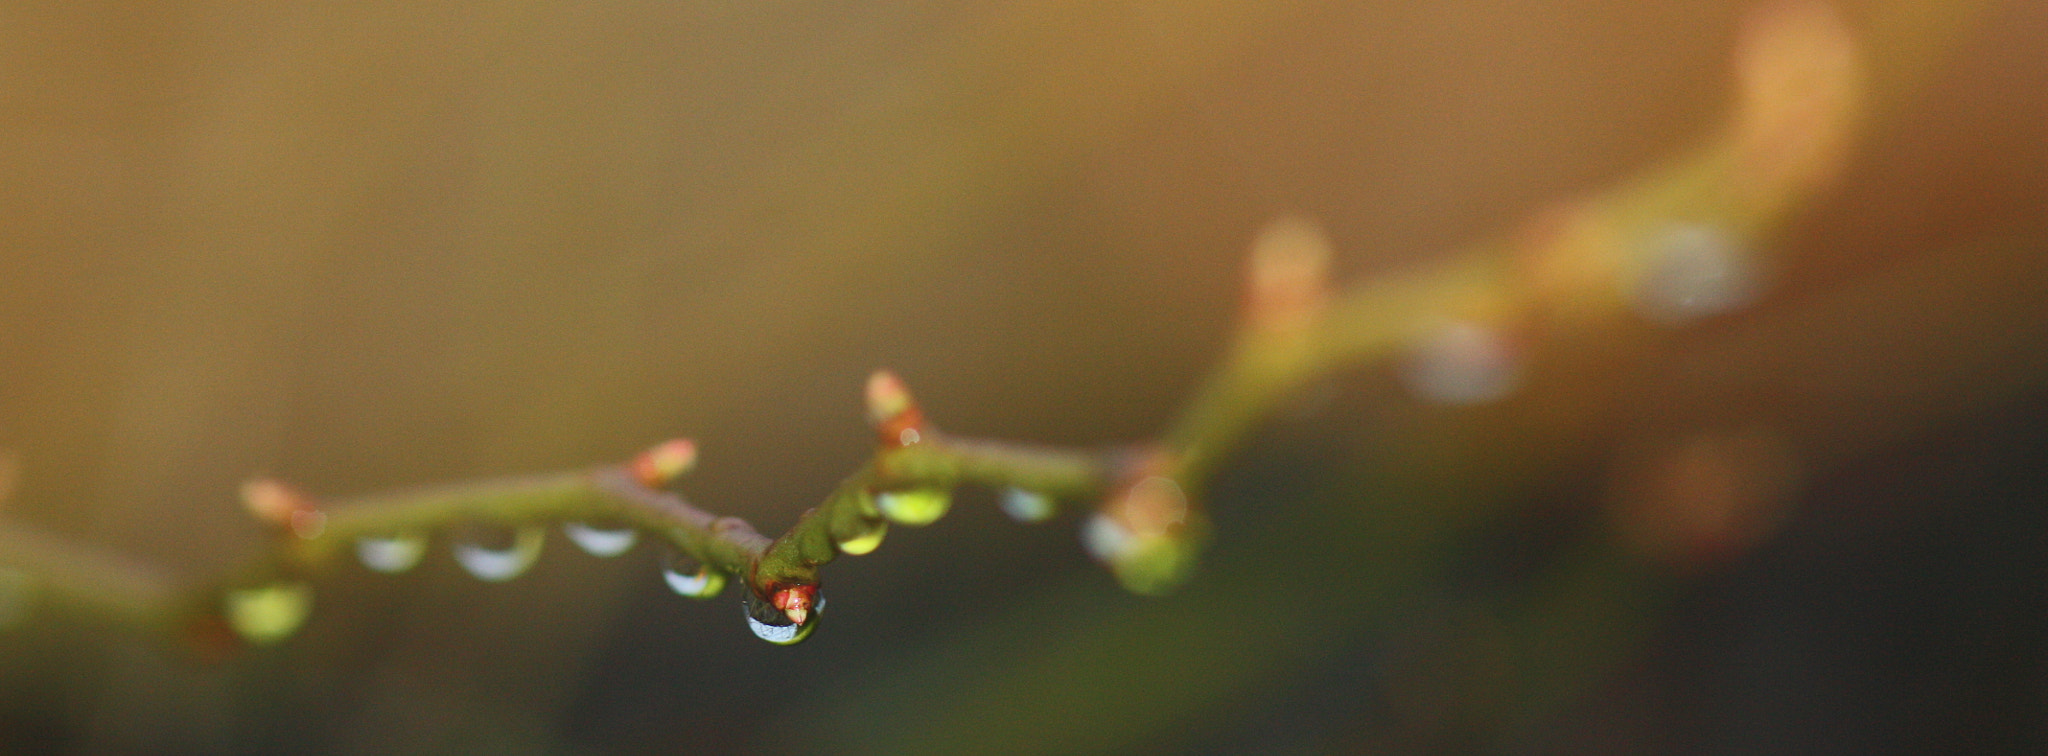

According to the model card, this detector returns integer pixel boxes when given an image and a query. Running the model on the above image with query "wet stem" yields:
[0,0,1944,649]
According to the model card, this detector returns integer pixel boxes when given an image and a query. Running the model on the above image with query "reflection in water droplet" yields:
[661,549,726,598]
[1400,321,1519,405]
[355,532,428,574]
[743,588,819,645]
[0,569,33,630]
[225,582,313,645]
[452,525,545,582]
[1001,488,1055,523]
[563,521,638,557]
[1633,224,1760,325]
[875,488,951,526]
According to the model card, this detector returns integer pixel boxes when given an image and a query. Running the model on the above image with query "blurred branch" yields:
[0,0,2001,667]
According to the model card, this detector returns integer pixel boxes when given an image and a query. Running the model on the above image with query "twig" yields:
[0,0,1877,648]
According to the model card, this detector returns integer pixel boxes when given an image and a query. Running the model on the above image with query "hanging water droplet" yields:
[355,532,428,574]
[743,587,819,645]
[660,549,726,598]
[874,488,951,526]
[1400,321,1519,405]
[1001,488,1055,523]
[1082,512,1135,562]
[563,521,639,557]
[1632,224,1761,325]
[836,522,887,556]
[452,524,545,582]
[224,582,313,646]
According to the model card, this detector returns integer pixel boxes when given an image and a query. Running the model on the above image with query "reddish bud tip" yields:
[1245,216,1333,331]
[631,438,699,488]
[865,370,915,425]
[1732,0,1863,199]
[771,584,818,626]
[865,370,927,447]
[241,478,323,538]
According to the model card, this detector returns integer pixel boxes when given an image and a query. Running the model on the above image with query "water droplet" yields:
[355,532,428,574]
[743,588,819,645]
[1082,513,1134,562]
[452,524,545,582]
[563,521,638,557]
[1400,321,1519,405]
[661,549,726,599]
[224,582,312,645]
[1001,488,1055,523]
[0,569,33,630]
[836,523,887,556]
[875,488,951,526]
[1633,224,1761,325]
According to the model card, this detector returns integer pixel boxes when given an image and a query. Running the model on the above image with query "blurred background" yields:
[1,0,2044,752]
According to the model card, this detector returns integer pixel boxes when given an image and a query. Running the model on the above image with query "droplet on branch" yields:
[835,522,887,555]
[1399,321,1521,405]
[1087,475,1205,595]
[661,549,726,598]
[355,532,428,574]
[451,524,545,582]
[224,582,312,646]
[744,583,819,645]
[1001,487,1055,523]
[563,521,639,557]
[1630,224,1762,325]
[875,488,952,526]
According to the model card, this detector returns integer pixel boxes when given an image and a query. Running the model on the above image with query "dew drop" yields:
[1001,488,1055,523]
[224,582,312,646]
[1633,224,1761,325]
[355,532,428,574]
[563,521,638,557]
[1082,513,1134,562]
[836,524,886,556]
[661,549,726,599]
[1400,321,1519,406]
[452,524,545,582]
[743,588,819,645]
[875,488,951,526]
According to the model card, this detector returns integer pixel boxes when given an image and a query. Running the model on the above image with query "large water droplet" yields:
[224,582,312,645]
[661,549,726,599]
[355,532,428,574]
[1001,488,1055,523]
[836,522,886,556]
[563,521,638,557]
[743,589,819,645]
[452,524,545,582]
[1400,321,1519,405]
[875,488,951,526]
[1633,224,1761,325]
[1082,513,1134,562]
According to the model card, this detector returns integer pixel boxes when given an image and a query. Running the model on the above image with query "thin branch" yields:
[0,0,1883,647]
